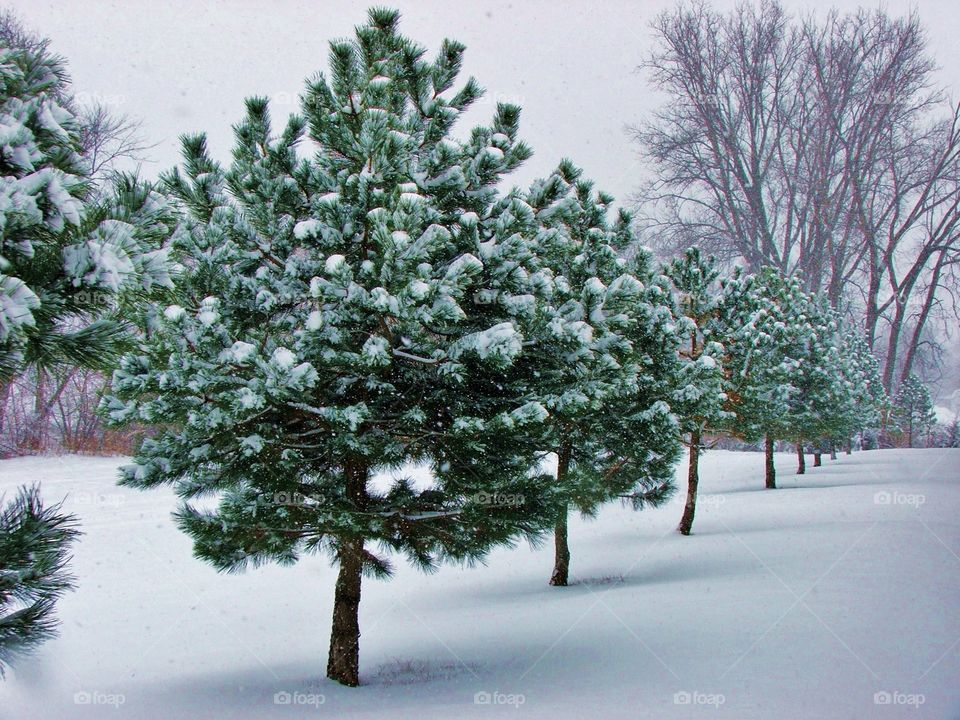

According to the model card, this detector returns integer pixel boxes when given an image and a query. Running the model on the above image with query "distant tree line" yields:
[632,0,960,398]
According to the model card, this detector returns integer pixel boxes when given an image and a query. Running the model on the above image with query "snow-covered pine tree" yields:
[0,39,171,382]
[105,9,560,687]
[716,268,813,489]
[0,30,171,669]
[511,160,680,585]
[946,417,959,448]
[834,326,887,454]
[0,486,79,676]
[665,247,730,535]
[784,298,847,473]
[891,374,936,448]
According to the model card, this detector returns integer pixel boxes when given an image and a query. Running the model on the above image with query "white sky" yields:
[7,0,960,205]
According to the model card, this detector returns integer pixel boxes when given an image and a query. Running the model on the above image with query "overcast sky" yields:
[6,0,960,205]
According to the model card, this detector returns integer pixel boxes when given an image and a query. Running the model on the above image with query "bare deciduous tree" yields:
[632,1,804,273]
[633,1,960,392]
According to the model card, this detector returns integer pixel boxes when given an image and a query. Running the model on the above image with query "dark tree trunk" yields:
[900,250,946,386]
[813,451,822,467]
[796,441,805,474]
[829,443,837,460]
[678,429,701,535]
[864,260,882,351]
[845,439,852,455]
[549,505,570,586]
[882,297,908,394]
[25,368,47,451]
[327,537,364,686]
[549,444,573,586]
[0,381,9,435]
[326,463,368,687]
[765,435,776,489]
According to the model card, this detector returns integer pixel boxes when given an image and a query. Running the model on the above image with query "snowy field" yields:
[0,449,958,719]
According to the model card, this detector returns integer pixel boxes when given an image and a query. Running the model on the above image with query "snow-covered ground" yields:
[1,449,958,719]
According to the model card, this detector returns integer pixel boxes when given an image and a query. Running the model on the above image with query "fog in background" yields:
[6,0,960,203]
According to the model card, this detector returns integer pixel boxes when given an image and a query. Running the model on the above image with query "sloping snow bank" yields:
[0,449,957,719]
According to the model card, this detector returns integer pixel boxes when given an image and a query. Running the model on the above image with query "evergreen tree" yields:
[891,374,936,447]
[715,268,814,488]
[105,9,563,686]
[0,486,80,676]
[514,161,680,585]
[0,39,86,378]
[785,299,848,473]
[664,248,729,535]
[0,39,170,382]
[0,28,170,671]
[946,417,959,448]
[833,327,887,453]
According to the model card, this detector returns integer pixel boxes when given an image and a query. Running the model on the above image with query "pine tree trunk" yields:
[765,435,776,489]
[813,451,822,467]
[549,444,573,587]
[829,443,837,461]
[326,462,368,687]
[327,537,364,686]
[845,439,852,455]
[678,430,701,535]
[549,505,570,586]
[796,442,805,474]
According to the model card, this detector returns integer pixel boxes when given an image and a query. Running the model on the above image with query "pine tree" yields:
[0,39,171,382]
[891,374,936,447]
[785,299,848,473]
[0,486,80,676]
[105,9,563,686]
[664,248,729,535]
[0,40,85,378]
[833,327,887,453]
[513,161,680,584]
[715,268,814,489]
[0,28,170,670]
[946,417,959,448]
